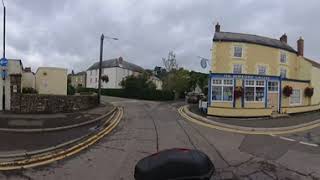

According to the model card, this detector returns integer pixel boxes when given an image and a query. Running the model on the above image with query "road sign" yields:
[0,57,8,67]
[200,58,207,69]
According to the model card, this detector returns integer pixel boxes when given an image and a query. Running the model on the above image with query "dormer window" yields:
[280,52,287,63]
[233,46,243,58]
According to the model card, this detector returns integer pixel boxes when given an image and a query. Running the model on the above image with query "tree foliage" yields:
[161,68,208,98]
[120,72,156,91]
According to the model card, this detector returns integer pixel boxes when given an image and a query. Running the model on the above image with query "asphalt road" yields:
[1,96,320,180]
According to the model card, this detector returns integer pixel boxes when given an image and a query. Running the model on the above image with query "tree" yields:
[162,51,178,72]
[162,68,190,98]
[189,71,208,93]
[154,66,167,79]
[120,72,156,91]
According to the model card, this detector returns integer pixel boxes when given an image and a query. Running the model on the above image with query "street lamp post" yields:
[1,0,6,111]
[97,34,118,104]
[98,34,104,104]
[2,0,5,58]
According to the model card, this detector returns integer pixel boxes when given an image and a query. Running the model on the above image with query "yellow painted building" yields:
[35,67,67,95]
[208,23,320,117]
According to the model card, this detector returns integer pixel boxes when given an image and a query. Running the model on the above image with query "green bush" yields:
[67,85,76,95]
[77,88,174,101]
[22,87,37,94]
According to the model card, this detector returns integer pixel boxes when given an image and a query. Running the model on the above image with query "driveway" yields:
[1,96,319,179]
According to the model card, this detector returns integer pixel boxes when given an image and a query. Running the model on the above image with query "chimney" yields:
[118,57,123,64]
[215,22,220,32]
[280,33,287,43]
[297,37,304,56]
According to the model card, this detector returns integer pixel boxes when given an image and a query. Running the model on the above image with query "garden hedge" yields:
[76,88,174,101]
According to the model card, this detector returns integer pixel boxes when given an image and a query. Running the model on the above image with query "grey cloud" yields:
[3,0,320,73]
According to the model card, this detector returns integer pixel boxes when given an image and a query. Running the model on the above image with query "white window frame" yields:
[280,67,287,78]
[280,52,287,64]
[268,81,279,93]
[244,80,265,103]
[233,46,243,58]
[233,64,242,74]
[290,89,302,106]
[257,65,267,75]
[211,79,234,102]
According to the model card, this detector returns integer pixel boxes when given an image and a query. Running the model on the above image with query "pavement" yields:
[0,104,114,155]
[0,96,318,179]
[0,104,113,130]
[190,104,320,128]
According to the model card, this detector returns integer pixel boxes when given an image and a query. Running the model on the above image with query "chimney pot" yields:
[215,22,220,32]
[118,57,123,64]
[280,33,287,43]
[297,37,304,56]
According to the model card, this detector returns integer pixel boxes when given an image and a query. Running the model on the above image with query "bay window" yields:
[212,79,234,102]
[245,80,265,102]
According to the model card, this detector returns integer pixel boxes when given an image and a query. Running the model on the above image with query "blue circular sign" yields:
[0,57,8,67]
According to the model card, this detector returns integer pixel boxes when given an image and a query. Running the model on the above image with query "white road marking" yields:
[270,134,276,137]
[299,141,319,147]
[279,136,296,142]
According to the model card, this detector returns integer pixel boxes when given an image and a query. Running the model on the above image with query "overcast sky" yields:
[4,0,320,73]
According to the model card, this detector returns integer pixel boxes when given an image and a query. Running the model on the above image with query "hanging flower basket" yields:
[234,86,243,99]
[304,87,314,97]
[283,85,293,97]
[101,75,109,83]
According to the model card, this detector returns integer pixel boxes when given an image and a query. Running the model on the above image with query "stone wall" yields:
[11,94,98,113]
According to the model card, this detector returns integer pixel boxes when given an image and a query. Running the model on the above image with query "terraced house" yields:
[208,23,320,117]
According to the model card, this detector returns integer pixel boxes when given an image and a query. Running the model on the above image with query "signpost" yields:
[0,57,7,67]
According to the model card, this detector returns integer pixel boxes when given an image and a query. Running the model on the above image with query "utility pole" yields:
[98,34,104,104]
[2,0,6,111]
[2,1,4,58]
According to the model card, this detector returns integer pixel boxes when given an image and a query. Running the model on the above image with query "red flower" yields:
[304,87,314,97]
[283,85,293,97]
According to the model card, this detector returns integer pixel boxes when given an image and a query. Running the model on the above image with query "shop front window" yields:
[268,81,279,92]
[245,80,265,102]
[212,79,234,102]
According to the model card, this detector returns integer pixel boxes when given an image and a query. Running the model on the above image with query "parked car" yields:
[186,92,205,104]
[134,148,215,180]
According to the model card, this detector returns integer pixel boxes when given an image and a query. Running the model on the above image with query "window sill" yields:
[232,57,245,60]
[212,100,233,103]
[245,101,265,103]
[289,103,302,106]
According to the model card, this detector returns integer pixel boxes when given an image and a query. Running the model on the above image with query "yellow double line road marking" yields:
[0,107,123,170]
[178,106,320,135]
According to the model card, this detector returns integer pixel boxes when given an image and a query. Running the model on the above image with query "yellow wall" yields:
[281,81,309,107]
[298,57,312,80]
[211,102,233,108]
[208,107,272,117]
[36,67,67,95]
[212,42,299,78]
[282,104,320,114]
[310,66,320,105]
